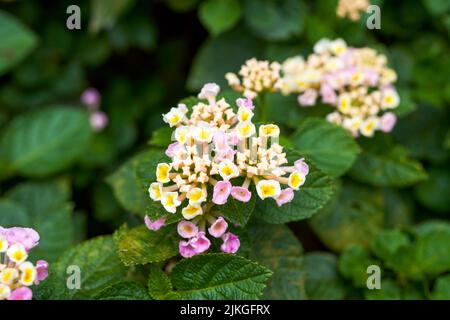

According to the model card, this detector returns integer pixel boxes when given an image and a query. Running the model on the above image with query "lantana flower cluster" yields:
[277,38,400,137]
[145,83,309,258]
[336,0,370,21]
[225,58,282,99]
[0,227,49,300]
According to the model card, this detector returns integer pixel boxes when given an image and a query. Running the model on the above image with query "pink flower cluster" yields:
[81,87,108,132]
[145,83,309,258]
[145,215,240,258]
[0,227,49,300]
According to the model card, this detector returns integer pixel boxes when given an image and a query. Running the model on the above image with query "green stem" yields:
[259,93,268,123]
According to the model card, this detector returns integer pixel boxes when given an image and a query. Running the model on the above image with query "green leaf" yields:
[383,189,413,228]
[148,266,180,300]
[0,10,37,76]
[220,186,256,227]
[0,107,92,177]
[422,0,450,15]
[94,282,151,300]
[255,150,335,224]
[371,229,410,261]
[350,136,427,187]
[364,279,402,300]
[199,0,242,36]
[107,149,167,216]
[34,236,127,300]
[413,221,450,276]
[89,0,136,33]
[431,274,450,300]
[114,225,179,266]
[0,198,30,226]
[171,253,273,299]
[248,220,306,299]
[187,28,263,90]
[148,126,174,148]
[291,118,361,178]
[338,245,378,288]
[415,166,450,214]
[5,180,75,262]
[309,181,384,252]
[304,252,347,300]
[243,0,306,41]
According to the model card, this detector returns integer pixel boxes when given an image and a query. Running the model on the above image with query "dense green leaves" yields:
[243,0,305,41]
[199,0,242,36]
[94,282,151,300]
[0,107,92,177]
[171,253,273,299]
[431,275,450,300]
[89,0,136,33]
[310,181,384,252]
[34,236,127,300]
[114,225,179,266]
[350,136,427,187]
[338,245,378,288]
[415,166,450,214]
[291,118,361,178]
[0,10,37,76]
[148,266,180,300]
[248,221,306,299]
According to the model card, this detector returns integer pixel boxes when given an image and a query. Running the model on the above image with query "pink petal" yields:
[220,232,240,254]
[275,188,295,207]
[177,221,199,239]
[144,216,166,231]
[35,260,49,283]
[212,181,232,205]
[179,240,197,258]
[191,231,211,254]
[294,158,309,176]
[8,287,33,300]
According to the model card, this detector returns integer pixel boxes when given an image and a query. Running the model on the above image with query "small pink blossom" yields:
[179,240,197,258]
[81,88,101,109]
[298,89,318,106]
[236,97,254,110]
[213,131,230,151]
[379,112,397,133]
[8,287,33,300]
[35,260,49,284]
[230,186,252,202]
[191,231,211,254]
[213,181,232,205]
[165,142,180,158]
[144,215,166,231]
[90,111,108,132]
[177,221,199,239]
[320,83,337,105]
[275,188,295,207]
[294,158,309,176]
[208,217,228,238]
[0,227,39,251]
[220,232,240,254]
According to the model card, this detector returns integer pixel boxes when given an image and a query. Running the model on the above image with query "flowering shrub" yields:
[0,227,48,300]
[0,0,448,301]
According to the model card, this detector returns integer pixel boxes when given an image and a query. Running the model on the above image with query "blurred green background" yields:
[0,0,449,299]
